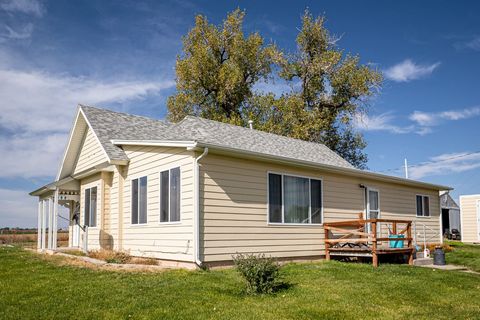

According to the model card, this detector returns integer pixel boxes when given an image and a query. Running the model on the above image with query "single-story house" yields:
[30,105,451,268]
[459,194,480,243]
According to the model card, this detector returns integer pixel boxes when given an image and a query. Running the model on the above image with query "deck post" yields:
[324,227,330,261]
[372,221,378,267]
[407,222,413,265]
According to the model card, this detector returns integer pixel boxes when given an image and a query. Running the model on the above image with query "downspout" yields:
[194,147,208,267]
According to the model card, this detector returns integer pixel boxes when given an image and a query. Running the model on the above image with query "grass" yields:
[1,246,479,319]
[445,241,480,272]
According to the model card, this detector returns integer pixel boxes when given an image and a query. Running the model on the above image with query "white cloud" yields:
[0,0,44,17]
[0,68,174,133]
[0,67,174,180]
[0,188,38,227]
[409,106,480,128]
[384,59,440,82]
[409,152,480,179]
[0,133,67,178]
[0,23,33,42]
[353,112,413,134]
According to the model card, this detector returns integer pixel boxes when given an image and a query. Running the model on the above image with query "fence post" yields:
[324,226,330,261]
[372,221,378,267]
[407,222,413,265]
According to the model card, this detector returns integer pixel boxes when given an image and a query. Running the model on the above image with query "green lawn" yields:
[1,246,479,320]
[446,241,480,272]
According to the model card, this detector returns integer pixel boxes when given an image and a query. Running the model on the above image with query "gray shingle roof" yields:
[175,116,354,169]
[80,105,353,169]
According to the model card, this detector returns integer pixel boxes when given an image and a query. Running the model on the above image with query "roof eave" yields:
[105,139,452,191]
[195,142,452,191]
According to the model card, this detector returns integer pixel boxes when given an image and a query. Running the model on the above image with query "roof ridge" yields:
[181,115,330,149]
[79,104,169,124]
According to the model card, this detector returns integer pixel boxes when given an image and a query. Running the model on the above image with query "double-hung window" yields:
[268,173,322,224]
[132,176,148,224]
[84,187,97,227]
[160,167,181,222]
[416,195,430,217]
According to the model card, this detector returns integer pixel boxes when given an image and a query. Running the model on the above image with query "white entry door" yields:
[72,224,80,247]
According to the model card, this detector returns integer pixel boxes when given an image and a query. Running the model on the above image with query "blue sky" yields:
[1,0,480,227]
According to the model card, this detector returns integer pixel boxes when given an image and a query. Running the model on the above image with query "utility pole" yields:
[404,158,409,179]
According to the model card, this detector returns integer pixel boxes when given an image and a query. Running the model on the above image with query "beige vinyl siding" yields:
[120,145,195,262]
[460,195,480,243]
[79,173,103,250]
[74,127,107,174]
[200,153,441,262]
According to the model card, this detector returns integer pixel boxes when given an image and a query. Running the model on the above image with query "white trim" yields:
[366,187,380,219]
[196,142,451,191]
[111,140,197,148]
[79,107,113,164]
[55,108,82,181]
[459,194,480,198]
[194,148,209,266]
[102,139,451,191]
[416,194,431,218]
[266,171,324,226]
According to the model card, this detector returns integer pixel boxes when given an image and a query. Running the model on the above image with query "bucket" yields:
[388,234,405,248]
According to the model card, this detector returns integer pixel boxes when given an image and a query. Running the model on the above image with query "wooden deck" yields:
[324,217,414,267]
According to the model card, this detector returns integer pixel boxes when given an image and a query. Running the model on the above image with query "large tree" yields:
[167,9,278,122]
[167,10,382,169]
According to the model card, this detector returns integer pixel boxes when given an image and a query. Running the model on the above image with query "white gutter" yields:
[111,140,197,148]
[193,147,208,267]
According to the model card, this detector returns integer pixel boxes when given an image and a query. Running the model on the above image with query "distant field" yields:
[0,232,68,247]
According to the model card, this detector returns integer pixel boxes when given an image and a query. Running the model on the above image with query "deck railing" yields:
[323,217,413,267]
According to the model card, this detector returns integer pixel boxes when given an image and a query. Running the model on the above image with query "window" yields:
[84,187,97,227]
[367,189,380,219]
[416,195,430,217]
[160,167,181,222]
[132,176,148,224]
[268,173,322,224]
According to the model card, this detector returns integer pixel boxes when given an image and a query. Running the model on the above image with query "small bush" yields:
[421,243,454,253]
[129,257,158,265]
[88,250,131,264]
[233,253,281,294]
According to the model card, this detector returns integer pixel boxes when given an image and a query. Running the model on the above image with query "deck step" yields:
[413,258,433,266]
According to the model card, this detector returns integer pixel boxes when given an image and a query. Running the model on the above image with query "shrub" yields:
[129,257,158,265]
[233,253,281,294]
[88,250,131,264]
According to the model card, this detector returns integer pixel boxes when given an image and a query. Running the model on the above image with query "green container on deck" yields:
[388,234,405,248]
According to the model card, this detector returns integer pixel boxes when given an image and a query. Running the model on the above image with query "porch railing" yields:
[323,217,414,267]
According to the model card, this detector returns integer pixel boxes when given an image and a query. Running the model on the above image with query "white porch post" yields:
[37,201,42,250]
[47,197,53,249]
[52,189,59,250]
[41,200,46,250]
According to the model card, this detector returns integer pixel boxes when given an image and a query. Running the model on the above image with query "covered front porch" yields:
[30,177,80,251]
